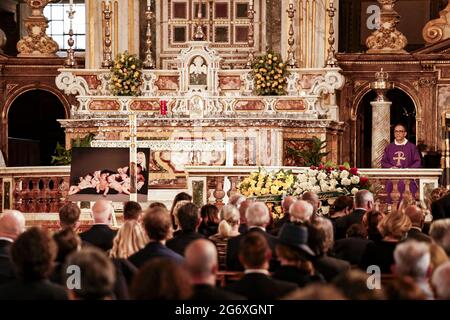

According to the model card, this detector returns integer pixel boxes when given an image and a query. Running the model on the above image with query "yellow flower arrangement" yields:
[252,51,288,96]
[110,51,143,96]
[238,168,296,220]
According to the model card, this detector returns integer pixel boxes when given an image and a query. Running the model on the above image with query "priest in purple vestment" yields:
[381,124,421,203]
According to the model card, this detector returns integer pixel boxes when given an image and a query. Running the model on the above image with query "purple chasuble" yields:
[381,141,421,203]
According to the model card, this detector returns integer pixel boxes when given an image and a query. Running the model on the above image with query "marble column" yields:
[370,100,391,168]
[370,69,394,168]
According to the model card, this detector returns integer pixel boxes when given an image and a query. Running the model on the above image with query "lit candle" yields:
[147,0,151,8]
[69,0,73,5]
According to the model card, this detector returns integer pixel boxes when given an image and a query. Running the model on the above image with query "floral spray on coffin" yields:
[238,168,296,221]
[292,163,370,216]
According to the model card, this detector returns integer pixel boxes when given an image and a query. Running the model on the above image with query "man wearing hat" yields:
[272,223,324,287]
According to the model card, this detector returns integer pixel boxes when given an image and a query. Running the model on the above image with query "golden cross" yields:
[393,151,406,167]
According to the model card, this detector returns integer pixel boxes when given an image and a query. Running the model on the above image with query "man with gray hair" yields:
[335,190,374,240]
[405,205,431,243]
[186,239,244,300]
[429,219,450,256]
[393,240,433,299]
[79,199,117,252]
[431,261,450,299]
[0,210,26,285]
[289,200,314,225]
[226,201,278,271]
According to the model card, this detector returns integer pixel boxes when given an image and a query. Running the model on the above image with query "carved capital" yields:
[366,0,408,54]
[17,0,59,57]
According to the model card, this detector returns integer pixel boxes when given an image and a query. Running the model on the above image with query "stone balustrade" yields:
[0,166,70,213]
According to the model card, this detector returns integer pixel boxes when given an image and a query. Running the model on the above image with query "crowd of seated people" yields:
[1,187,450,300]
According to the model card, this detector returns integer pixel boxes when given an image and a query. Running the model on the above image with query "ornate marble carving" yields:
[79,75,102,91]
[233,99,265,111]
[17,0,59,57]
[155,76,179,91]
[219,76,242,90]
[275,99,306,111]
[129,100,160,111]
[423,2,450,45]
[88,100,120,111]
[365,0,407,54]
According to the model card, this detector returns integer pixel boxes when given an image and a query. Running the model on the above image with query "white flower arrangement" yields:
[292,163,370,216]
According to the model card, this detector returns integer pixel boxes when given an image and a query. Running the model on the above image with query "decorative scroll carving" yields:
[423,3,450,45]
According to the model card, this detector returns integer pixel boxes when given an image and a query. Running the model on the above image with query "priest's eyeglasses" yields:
[394,130,405,133]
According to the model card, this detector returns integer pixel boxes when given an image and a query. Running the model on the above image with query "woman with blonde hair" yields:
[110,220,149,259]
[360,210,412,273]
[209,205,240,269]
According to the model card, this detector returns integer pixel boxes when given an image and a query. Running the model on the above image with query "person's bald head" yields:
[405,205,425,228]
[91,200,113,224]
[0,210,26,240]
[301,192,320,213]
[185,239,218,284]
[282,196,296,214]
[289,200,314,224]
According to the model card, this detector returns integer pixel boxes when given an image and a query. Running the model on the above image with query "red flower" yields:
[350,167,359,175]
[338,165,346,171]
[318,164,324,170]
[310,165,316,170]
[326,167,333,173]
[360,176,369,186]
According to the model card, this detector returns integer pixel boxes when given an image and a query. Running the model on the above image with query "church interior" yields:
[0,0,450,301]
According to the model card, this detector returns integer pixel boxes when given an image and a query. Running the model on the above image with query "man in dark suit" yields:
[225,232,296,299]
[0,227,68,300]
[0,210,25,285]
[333,223,372,265]
[79,199,117,252]
[226,202,278,271]
[334,190,374,240]
[309,217,351,282]
[404,205,432,243]
[186,239,244,300]
[431,192,450,221]
[129,207,184,268]
[58,202,81,231]
[166,203,204,256]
